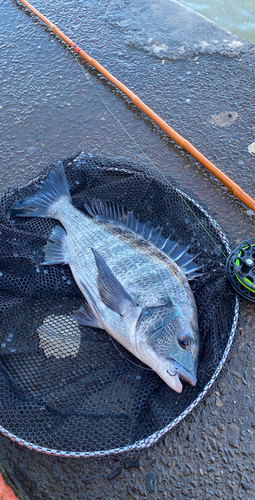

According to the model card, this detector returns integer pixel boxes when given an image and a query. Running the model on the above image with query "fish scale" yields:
[57,200,184,309]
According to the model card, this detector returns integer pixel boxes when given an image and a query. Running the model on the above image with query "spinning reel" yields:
[226,238,255,303]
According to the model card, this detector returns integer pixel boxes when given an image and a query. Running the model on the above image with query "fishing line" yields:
[68,46,230,263]
[15,0,249,266]
[107,333,153,371]
[16,0,255,213]
[15,0,255,278]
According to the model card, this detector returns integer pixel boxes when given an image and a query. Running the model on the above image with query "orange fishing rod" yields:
[17,0,255,212]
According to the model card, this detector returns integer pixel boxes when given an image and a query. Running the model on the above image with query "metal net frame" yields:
[0,153,238,457]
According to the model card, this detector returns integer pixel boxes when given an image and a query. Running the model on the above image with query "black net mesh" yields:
[0,153,237,454]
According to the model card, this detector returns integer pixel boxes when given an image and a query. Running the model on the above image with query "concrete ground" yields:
[0,0,255,498]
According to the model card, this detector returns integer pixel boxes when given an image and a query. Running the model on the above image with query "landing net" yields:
[0,153,238,457]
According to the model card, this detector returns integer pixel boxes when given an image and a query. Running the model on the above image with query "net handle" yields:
[17,0,255,213]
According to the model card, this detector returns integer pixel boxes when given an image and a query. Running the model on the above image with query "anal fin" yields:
[70,303,101,328]
[43,225,68,265]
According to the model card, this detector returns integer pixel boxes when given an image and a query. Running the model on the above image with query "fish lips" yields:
[167,359,197,388]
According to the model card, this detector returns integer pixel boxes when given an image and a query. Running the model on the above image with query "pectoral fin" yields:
[91,248,137,316]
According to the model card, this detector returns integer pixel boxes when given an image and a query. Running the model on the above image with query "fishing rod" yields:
[17,0,255,214]
[15,0,255,303]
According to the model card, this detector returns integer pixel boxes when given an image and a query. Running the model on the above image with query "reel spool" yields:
[227,238,255,302]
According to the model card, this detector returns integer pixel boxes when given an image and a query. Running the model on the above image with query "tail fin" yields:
[11,162,71,218]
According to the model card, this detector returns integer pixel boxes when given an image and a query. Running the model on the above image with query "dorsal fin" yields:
[85,200,202,280]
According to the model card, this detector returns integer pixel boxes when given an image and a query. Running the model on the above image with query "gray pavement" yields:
[0,0,255,498]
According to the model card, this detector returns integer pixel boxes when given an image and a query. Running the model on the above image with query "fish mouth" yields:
[167,359,197,392]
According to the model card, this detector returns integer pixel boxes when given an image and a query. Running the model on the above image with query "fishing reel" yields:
[226,238,255,302]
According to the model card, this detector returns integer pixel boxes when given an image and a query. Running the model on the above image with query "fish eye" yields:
[178,334,191,349]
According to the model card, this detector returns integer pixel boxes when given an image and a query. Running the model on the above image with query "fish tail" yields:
[11,161,71,219]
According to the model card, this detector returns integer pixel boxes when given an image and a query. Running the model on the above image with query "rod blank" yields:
[18,0,255,212]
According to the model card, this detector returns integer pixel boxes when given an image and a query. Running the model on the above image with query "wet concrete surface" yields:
[106,0,246,58]
[0,0,255,498]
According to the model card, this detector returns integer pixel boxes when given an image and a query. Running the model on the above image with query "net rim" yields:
[0,178,239,457]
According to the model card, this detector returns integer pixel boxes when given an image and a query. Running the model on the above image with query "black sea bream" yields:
[11,162,200,393]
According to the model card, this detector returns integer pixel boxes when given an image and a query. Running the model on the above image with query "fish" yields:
[11,161,200,393]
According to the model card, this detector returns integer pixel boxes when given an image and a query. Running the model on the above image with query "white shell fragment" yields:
[210,112,238,127]
[248,142,255,156]
[37,314,81,359]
